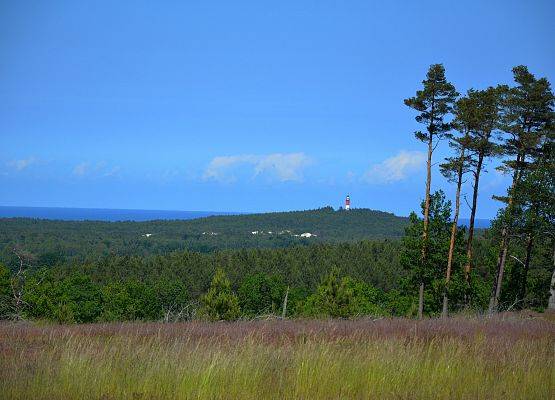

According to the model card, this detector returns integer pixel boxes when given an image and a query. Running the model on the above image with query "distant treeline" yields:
[0,207,408,266]
[1,217,552,323]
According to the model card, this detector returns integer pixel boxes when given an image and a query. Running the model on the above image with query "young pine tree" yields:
[302,269,387,318]
[401,191,466,316]
[200,268,240,321]
[405,64,458,318]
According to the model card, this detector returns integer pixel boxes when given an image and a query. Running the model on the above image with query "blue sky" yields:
[1,1,554,217]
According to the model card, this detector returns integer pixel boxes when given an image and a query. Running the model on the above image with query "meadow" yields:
[1,315,553,400]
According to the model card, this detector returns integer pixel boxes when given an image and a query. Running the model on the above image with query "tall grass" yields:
[1,316,553,399]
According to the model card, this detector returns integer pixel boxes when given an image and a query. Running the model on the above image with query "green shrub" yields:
[302,269,387,318]
[238,273,285,317]
[101,280,157,321]
[0,264,12,318]
[200,268,240,321]
[24,270,102,323]
[153,278,189,315]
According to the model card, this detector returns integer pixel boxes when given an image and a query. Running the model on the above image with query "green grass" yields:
[1,317,553,399]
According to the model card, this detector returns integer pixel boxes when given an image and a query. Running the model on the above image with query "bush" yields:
[238,273,286,317]
[154,278,189,316]
[0,264,12,319]
[200,268,240,321]
[384,289,416,317]
[23,270,102,323]
[101,280,157,321]
[302,269,387,318]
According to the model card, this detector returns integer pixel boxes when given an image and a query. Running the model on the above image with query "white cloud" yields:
[204,153,312,183]
[72,162,90,176]
[103,166,121,177]
[252,153,312,181]
[363,150,425,184]
[8,157,36,171]
[203,155,256,182]
[73,162,121,178]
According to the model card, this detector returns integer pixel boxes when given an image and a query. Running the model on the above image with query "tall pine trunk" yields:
[442,149,464,318]
[419,134,433,319]
[489,231,509,313]
[549,240,555,310]
[517,234,534,305]
[465,154,484,282]
[404,65,456,319]
[464,153,484,306]
[418,283,424,319]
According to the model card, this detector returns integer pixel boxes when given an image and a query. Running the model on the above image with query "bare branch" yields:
[463,195,472,211]
[509,255,525,267]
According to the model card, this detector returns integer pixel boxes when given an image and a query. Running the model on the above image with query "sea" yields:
[458,218,492,229]
[0,206,492,228]
[0,206,239,222]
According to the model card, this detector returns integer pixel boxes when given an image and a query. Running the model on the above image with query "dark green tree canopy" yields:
[404,64,459,143]
[499,65,554,175]
[440,93,475,182]
[0,264,12,318]
[400,191,471,314]
[238,273,286,317]
[466,87,505,157]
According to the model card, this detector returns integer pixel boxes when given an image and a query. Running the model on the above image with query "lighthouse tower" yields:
[345,195,351,210]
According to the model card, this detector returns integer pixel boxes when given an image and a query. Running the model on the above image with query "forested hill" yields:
[0,207,408,266]
[177,207,407,238]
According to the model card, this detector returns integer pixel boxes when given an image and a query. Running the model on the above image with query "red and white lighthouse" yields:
[345,195,351,210]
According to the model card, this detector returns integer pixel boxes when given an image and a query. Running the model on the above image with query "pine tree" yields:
[489,66,554,312]
[401,191,463,316]
[463,87,504,291]
[405,64,458,318]
[311,268,355,318]
[439,94,474,317]
[509,136,554,306]
[200,268,240,321]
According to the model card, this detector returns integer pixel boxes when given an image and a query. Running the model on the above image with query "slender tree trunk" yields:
[422,135,433,244]
[489,154,523,313]
[419,134,433,319]
[442,150,464,318]
[517,234,534,305]
[418,282,424,319]
[282,286,289,318]
[489,235,509,313]
[465,153,484,283]
[548,240,555,310]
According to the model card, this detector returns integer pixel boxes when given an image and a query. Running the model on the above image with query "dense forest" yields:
[0,198,551,323]
[0,64,553,323]
[0,207,408,266]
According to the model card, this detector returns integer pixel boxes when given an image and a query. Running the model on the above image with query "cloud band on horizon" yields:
[362,150,425,184]
[203,152,312,183]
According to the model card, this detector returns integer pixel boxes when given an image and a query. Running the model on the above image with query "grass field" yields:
[1,316,554,400]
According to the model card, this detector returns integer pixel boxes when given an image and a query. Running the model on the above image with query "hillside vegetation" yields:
[0,207,407,265]
[2,196,553,322]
